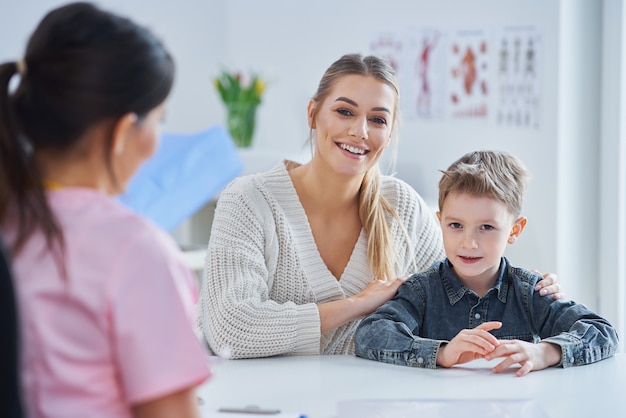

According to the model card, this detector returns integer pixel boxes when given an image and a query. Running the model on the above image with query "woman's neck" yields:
[36,150,113,194]
[289,159,363,216]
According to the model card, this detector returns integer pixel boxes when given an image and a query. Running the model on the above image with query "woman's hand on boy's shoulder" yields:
[532,271,565,300]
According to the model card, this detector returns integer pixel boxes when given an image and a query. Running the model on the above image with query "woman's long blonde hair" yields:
[308,53,402,281]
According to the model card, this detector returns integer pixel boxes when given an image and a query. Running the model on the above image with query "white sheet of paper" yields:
[338,398,548,418]
[202,410,305,418]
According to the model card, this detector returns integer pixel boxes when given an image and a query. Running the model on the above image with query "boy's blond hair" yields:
[438,150,530,217]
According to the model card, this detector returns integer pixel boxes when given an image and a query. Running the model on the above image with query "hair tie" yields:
[16,59,27,76]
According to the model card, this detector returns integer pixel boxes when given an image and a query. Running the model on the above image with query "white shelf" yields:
[181,248,206,272]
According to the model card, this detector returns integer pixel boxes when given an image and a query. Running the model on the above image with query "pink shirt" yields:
[6,189,211,418]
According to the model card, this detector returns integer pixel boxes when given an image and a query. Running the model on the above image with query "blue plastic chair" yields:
[118,125,243,231]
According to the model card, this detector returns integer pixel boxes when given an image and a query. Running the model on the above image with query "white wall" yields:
[0,0,229,134]
[221,0,602,312]
[223,0,569,288]
[556,0,602,311]
[224,2,623,335]
[599,0,626,347]
[1,0,622,336]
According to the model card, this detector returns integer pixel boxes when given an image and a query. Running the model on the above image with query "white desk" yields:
[198,353,626,418]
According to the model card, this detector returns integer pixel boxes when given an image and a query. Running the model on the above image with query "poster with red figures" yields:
[496,26,541,128]
[369,32,403,77]
[447,29,490,120]
[404,28,447,121]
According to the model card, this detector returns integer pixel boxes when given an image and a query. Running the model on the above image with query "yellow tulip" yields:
[255,79,265,96]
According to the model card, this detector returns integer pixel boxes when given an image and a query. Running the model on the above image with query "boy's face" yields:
[437,192,526,285]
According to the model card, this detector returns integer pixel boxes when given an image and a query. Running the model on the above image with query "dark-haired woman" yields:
[0,3,210,417]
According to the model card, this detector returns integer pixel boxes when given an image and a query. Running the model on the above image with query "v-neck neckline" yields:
[266,161,372,299]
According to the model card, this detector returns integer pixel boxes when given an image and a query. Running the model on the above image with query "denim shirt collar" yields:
[441,257,510,304]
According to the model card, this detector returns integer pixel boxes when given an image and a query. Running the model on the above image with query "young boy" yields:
[354,150,618,377]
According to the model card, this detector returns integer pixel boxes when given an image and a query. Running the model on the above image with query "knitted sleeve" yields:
[197,177,320,359]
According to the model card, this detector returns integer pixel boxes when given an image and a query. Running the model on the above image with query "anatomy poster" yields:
[447,28,490,120]
[403,28,447,121]
[496,26,541,128]
[369,32,403,76]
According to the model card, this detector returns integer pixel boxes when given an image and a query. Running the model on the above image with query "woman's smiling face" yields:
[308,74,396,178]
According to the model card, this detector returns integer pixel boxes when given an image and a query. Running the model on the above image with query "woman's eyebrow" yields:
[335,96,358,107]
[334,96,390,113]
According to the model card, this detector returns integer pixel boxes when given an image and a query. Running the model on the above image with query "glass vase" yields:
[225,103,257,148]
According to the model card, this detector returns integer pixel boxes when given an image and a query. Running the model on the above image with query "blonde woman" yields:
[198,54,561,359]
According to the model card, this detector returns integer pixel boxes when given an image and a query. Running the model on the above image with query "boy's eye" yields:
[481,224,494,231]
[450,222,462,229]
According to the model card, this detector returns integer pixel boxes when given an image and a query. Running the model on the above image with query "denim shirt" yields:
[354,257,618,369]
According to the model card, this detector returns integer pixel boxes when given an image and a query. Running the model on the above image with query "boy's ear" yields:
[508,216,528,244]
[436,211,442,224]
[111,113,138,155]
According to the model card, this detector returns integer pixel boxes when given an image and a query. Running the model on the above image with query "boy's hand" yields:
[486,340,562,376]
[436,321,502,368]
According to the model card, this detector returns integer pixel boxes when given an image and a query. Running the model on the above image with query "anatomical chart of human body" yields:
[496,26,542,128]
[368,25,542,129]
[404,28,447,121]
[447,28,490,121]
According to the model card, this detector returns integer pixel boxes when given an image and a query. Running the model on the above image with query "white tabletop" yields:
[197,353,625,418]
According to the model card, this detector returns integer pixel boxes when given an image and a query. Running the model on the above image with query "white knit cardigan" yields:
[198,161,444,359]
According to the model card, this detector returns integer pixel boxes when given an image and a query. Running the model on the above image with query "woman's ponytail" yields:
[0,61,63,261]
[359,165,400,281]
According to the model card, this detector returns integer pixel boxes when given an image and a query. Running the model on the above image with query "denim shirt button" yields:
[474,313,481,319]
[417,357,424,364]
